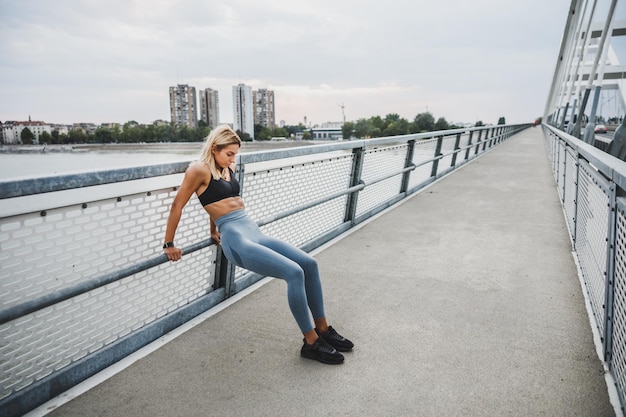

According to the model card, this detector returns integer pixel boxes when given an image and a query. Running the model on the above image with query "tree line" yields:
[12,112,504,145]
[342,113,502,139]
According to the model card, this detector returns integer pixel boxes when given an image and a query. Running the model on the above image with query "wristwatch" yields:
[163,241,175,249]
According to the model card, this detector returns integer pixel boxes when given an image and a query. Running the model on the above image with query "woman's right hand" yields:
[164,246,183,262]
[211,231,221,245]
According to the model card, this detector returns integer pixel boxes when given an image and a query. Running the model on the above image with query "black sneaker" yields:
[316,326,354,352]
[300,337,344,364]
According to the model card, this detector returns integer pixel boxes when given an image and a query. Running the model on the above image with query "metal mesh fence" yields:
[0,182,218,401]
[543,125,626,411]
[612,198,626,405]
[563,148,578,239]
[575,160,610,339]
[356,144,407,217]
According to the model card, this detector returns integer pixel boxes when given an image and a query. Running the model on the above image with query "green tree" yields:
[474,121,484,127]
[197,126,211,141]
[143,124,158,143]
[236,130,252,142]
[497,117,506,125]
[39,131,52,144]
[58,133,70,144]
[256,126,273,141]
[50,130,60,144]
[272,127,287,138]
[434,117,450,131]
[94,127,115,143]
[342,121,355,139]
[68,129,87,143]
[20,127,35,144]
[413,112,435,132]
[121,121,144,143]
[354,118,373,138]
[370,115,384,132]
[383,117,410,136]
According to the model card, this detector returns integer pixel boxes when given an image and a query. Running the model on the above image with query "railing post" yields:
[603,182,618,362]
[401,139,416,193]
[215,246,236,298]
[572,151,580,246]
[560,144,567,204]
[451,133,461,167]
[431,136,443,178]
[344,146,365,225]
[465,131,474,161]
[483,128,490,151]
[474,130,483,155]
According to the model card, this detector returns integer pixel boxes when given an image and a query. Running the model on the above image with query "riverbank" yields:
[0,140,328,154]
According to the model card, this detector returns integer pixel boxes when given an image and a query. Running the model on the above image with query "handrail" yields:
[0,161,190,199]
[543,124,626,182]
[0,237,216,325]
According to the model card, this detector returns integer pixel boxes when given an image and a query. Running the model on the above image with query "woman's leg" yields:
[222,236,315,333]
[256,234,326,321]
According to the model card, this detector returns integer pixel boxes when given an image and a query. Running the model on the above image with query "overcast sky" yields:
[1,0,573,127]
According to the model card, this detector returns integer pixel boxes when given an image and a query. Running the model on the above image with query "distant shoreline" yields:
[0,140,326,154]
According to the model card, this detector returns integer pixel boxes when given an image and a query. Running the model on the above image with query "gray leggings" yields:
[215,209,325,333]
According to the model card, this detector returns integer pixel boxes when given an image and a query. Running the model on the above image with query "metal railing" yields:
[0,124,528,417]
[543,123,626,411]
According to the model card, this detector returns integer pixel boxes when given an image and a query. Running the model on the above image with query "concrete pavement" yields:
[36,127,617,417]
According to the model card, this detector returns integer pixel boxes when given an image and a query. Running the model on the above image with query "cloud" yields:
[0,0,573,125]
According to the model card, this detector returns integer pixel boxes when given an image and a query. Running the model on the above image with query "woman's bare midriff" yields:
[204,196,245,220]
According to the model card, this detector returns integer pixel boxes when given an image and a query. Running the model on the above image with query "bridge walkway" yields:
[33,127,616,416]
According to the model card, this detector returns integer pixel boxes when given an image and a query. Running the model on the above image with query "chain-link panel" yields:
[455,133,474,166]
[612,198,626,403]
[557,145,567,200]
[242,154,353,225]
[575,160,610,338]
[542,130,558,180]
[551,137,559,174]
[0,178,219,401]
[0,182,212,310]
[563,148,578,239]
[0,247,215,401]
[552,137,561,182]
[438,135,458,169]
[356,144,407,217]
[408,139,437,189]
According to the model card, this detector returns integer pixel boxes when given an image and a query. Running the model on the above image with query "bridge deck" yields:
[34,128,616,417]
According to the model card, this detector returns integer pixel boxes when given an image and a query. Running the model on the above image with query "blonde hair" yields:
[199,125,242,180]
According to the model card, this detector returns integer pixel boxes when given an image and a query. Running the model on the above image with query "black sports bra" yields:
[197,168,240,206]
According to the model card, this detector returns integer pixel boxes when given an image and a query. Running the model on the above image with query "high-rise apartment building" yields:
[169,84,198,129]
[199,88,220,129]
[232,84,254,139]
[253,89,275,129]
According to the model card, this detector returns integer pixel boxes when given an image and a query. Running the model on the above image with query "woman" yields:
[163,125,353,364]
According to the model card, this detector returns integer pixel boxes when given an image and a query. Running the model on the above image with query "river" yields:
[0,141,326,180]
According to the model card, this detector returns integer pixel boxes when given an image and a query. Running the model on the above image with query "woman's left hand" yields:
[164,246,183,262]
[211,231,221,245]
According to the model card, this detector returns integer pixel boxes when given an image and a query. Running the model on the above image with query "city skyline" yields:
[1,0,583,126]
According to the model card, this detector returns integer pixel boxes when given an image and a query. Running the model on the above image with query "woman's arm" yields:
[163,164,204,261]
